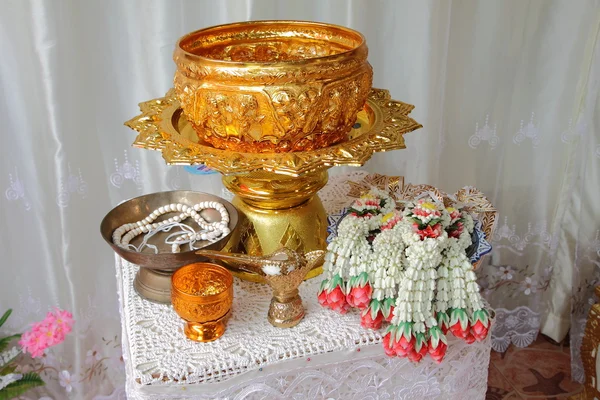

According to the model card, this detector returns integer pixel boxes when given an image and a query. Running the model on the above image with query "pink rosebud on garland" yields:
[427,326,448,363]
[318,275,350,314]
[471,309,491,341]
[346,272,372,309]
[360,301,384,330]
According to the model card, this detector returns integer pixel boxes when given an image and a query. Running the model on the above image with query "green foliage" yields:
[0,365,16,376]
[0,373,44,400]
[0,310,21,353]
[0,310,11,330]
[0,335,21,354]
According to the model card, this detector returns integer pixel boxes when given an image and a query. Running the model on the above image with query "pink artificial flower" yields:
[471,320,489,341]
[382,332,396,357]
[448,222,464,238]
[19,308,73,358]
[53,308,74,335]
[449,320,470,341]
[317,289,329,307]
[413,201,441,218]
[326,286,350,314]
[364,199,379,208]
[380,212,401,231]
[413,223,443,240]
[447,208,461,221]
[360,309,384,330]
[346,283,373,310]
[429,341,447,364]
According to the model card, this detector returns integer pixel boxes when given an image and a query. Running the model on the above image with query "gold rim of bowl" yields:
[175,20,368,68]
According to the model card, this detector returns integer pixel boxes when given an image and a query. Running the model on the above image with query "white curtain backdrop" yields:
[1,0,599,398]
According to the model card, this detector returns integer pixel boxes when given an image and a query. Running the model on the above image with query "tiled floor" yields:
[486,335,583,399]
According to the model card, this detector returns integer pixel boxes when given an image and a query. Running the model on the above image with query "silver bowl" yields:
[100,190,238,303]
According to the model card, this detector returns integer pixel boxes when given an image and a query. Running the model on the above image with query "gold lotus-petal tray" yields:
[125,88,422,177]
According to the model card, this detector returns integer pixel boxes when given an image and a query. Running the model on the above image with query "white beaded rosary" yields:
[112,201,230,253]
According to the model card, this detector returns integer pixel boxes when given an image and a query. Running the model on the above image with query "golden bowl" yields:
[173,20,373,153]
[171,263,234,342]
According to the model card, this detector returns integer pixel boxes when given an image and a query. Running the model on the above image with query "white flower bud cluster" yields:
[0,346,20,367]
[369,188,396,215]
[324,215,371,279]
[392,235,447,333]
[442,212,480,312]
[397,222,420,246]
[371,227,405,300]
[463,258,484,311]
[455,213,474,250]
[462,212,475,233]
[440,211,452,227]
[435,261,451,313]
[446,251,469,309]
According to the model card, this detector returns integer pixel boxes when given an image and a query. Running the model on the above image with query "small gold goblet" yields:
[197,248,325,328]
[171,263,233,342]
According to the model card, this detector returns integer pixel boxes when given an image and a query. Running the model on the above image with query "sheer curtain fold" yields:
[1,1,599,397]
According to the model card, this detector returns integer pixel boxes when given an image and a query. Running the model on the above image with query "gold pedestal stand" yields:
[221,170,328,281]
[125,89,422,281]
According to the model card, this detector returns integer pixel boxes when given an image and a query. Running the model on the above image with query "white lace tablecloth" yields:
[116,171,491,399]
[116,261,491,400]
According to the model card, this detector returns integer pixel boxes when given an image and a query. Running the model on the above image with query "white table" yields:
[116,255,491,400]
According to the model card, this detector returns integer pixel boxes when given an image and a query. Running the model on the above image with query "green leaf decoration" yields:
[473,309,489,326]
[370,307,378,320]
[403,323,412,340]
[410,217,427,230]
[460,313,469,331]
[382,298,395,318]
[437,312,449,327]
[429,326,445,349]
[430,334,439,350]
[449,310,459,326]
[0,310,11,329]
[0,365,16,376]
[428,218,442,226]
[348,208,378,217]
[329,274,343,291]
[0,334,21,353]
[395,325,403,343]
[369,299,381,319]
[319,279,329,293]
[450,308,467,328]
[0,373,45,400]
[358,271,369,287]
[348,275,357,288]
[482,309,490,325]
[414,332,426,352]
[380,199,387,209]
[440,333,448,345]
[384,324,396,336]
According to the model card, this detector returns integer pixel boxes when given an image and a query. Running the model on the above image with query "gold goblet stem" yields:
[184,311,229,342]
[268,288,305,328]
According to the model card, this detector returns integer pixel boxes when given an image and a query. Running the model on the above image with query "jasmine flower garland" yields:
[318,189,492,364]
[361,214,404,329]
